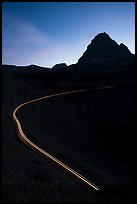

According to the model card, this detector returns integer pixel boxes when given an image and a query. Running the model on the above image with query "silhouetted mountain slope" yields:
[52,63,67,70]
[78,32,135,65]
[2,64,50,74]
[2,32,135,76]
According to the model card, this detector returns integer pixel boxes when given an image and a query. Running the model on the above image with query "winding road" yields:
[12,87,114,191]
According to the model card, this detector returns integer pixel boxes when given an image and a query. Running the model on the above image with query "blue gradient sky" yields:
[2,2,135,68]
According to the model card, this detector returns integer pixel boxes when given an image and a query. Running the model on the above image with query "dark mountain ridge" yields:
[52,63,67,70]
[78,32,135,65]
[2,64,50,74]
[2,32,135,74]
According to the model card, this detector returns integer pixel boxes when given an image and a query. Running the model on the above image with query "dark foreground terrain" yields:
[2,63,136,202]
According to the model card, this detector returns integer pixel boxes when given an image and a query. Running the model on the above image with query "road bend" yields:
[13,89,102,191]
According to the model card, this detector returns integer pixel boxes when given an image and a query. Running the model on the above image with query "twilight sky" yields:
[2,2,135,68]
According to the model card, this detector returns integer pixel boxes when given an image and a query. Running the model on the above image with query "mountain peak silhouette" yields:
[78,32,134,65]
[93,32,110,39]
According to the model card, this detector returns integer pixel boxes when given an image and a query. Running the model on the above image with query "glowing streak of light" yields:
[13,89,102,191]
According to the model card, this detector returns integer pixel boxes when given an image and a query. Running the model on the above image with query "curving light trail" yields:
[13,89,103,191]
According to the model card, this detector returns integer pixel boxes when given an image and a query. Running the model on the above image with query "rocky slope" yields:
[78,32,135,65]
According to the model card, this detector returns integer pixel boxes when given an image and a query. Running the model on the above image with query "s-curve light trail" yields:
[13,89,101,191]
